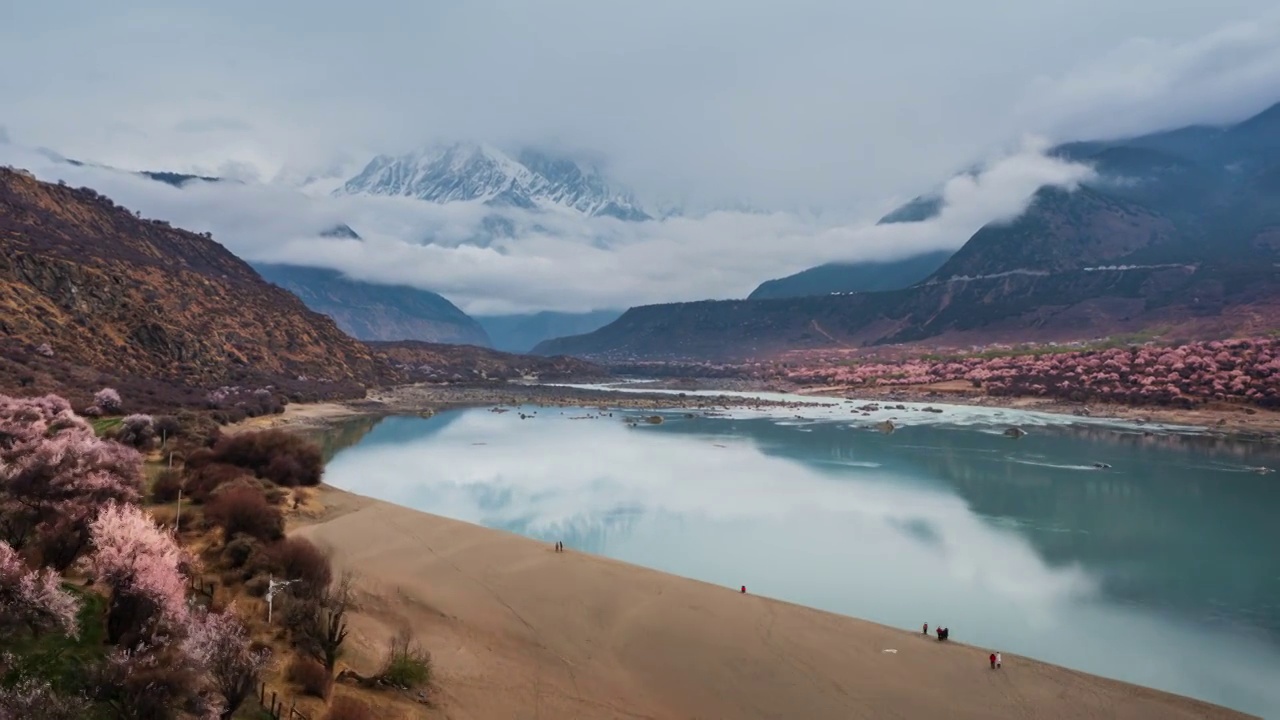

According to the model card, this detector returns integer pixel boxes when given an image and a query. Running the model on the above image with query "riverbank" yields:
[231,382,841,433]
[610,377,1280,442]
[290,485,1249,720]
[227,379,1280,444]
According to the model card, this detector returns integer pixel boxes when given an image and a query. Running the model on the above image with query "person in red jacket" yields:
[989,653,996,669]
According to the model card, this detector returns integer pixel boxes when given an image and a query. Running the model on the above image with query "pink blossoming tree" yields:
[185,604,272,719]
[0,540,79,638]
[84,502,189,645]
[93,388,123,413]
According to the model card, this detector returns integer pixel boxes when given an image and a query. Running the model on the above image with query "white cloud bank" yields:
[1,7,1279,314]
[0,140,1090,314]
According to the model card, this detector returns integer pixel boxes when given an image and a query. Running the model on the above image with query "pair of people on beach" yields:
[923,623,949,640]
[989,652,1002,669]
[554,541,564,552]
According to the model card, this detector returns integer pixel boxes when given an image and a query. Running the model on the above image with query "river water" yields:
[322,396,1280,717]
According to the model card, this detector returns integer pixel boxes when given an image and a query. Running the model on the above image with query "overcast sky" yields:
[4,2,1280,313]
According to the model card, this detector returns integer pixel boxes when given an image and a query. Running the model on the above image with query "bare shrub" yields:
[185,463,250,504]
[204,485,284,542]
[287,655,331,699]
[243,575,269,598]
[110,414,156,450]
[221,535,262,569]
[376,627,432,690]
[153,415,181,444]
[324,696,373,720]
[151,469,184,504]
[263,486,288,505]
[267,538,332,600]
[293,572,352,672]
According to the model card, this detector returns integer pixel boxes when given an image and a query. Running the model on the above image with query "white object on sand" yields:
[882,649,897,654]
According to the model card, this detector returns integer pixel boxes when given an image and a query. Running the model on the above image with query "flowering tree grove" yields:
[0,392,288,719]
[781,337,1280,408]
[0,394,145,569]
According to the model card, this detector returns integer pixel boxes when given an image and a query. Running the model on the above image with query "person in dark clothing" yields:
[923,622,928,635]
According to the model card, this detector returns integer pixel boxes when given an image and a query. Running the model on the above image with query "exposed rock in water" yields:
[876,420,896,434]
[646,415,664,425]
[1004,427,1026,438]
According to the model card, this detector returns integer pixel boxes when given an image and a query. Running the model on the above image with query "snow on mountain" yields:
[336,142,651,220]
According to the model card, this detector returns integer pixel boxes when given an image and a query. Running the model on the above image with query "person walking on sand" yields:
[996,651,1002,669]
[989,653,996,669]
[923,622,928,635]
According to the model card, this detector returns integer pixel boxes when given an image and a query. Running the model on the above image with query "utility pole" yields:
[175,485,182,534]
[266,575,300,624]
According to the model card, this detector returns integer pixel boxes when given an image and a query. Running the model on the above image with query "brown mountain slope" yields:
[0,167,379,407]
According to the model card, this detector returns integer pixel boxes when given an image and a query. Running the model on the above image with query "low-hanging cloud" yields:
[2,1,1277,213]
[1,139,1090,315]
[1017,8,1280,141]
[3,7,1279,314]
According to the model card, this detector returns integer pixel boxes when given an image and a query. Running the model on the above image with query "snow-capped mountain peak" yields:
[336,142,651,220]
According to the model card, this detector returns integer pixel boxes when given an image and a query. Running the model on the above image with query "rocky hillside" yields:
[369,341,605,383]
[0,167,384,407]
[537,102,1280,360]
[253,263,490,346]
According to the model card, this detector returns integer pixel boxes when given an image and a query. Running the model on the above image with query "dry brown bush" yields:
[204,485,284,542]
[287,655,331,699]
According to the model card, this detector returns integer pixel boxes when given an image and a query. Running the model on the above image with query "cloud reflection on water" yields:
[325,408,1280,717]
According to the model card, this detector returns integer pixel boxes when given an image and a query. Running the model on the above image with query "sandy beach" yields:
[291,486,1252,720]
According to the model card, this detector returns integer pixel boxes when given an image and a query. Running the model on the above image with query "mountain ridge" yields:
[536,102,1280,360]
[252,263,491,346]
